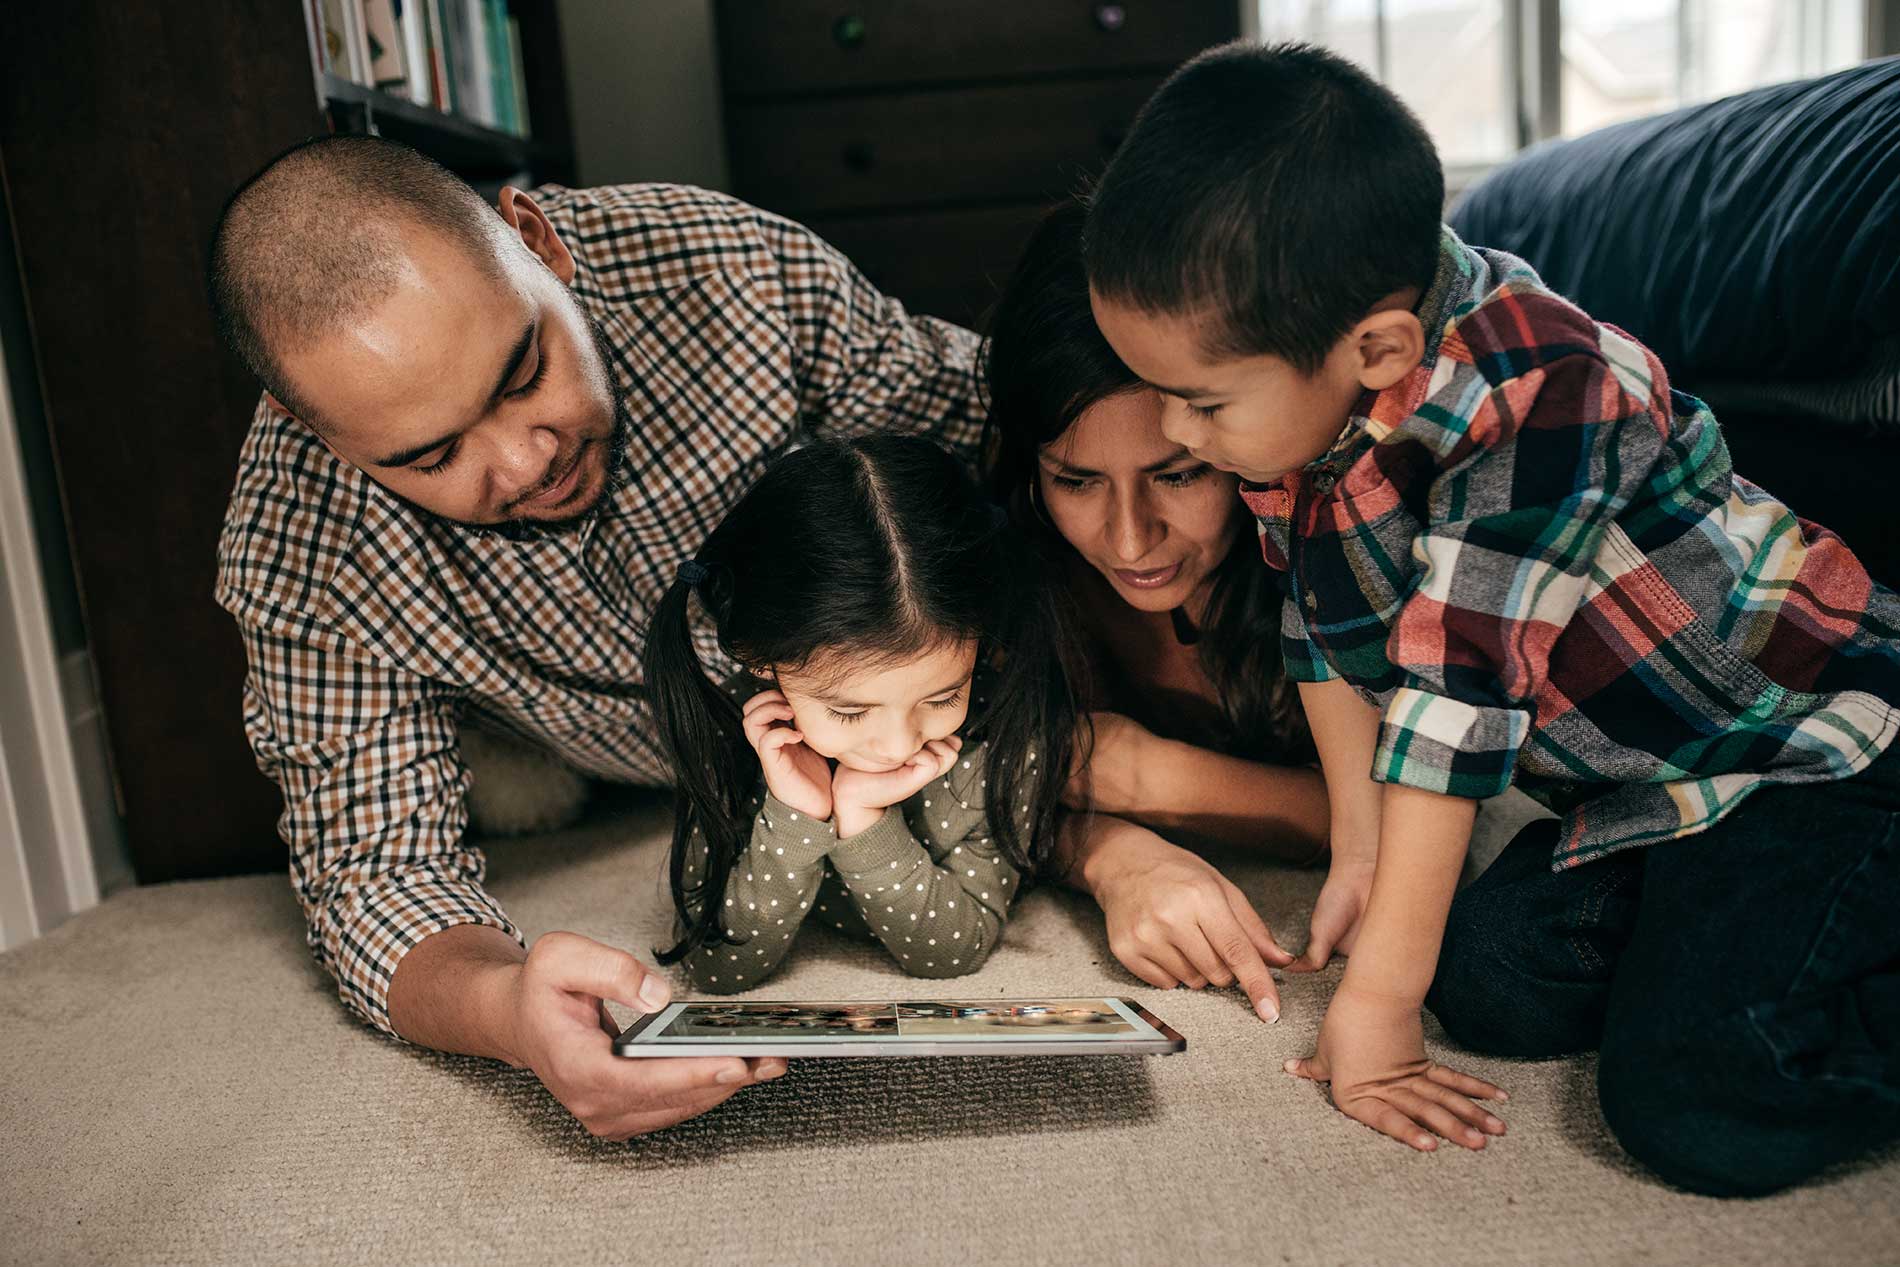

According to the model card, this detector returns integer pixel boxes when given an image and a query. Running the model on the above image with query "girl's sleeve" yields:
[825,746,1022,979]
[679,794,837,993]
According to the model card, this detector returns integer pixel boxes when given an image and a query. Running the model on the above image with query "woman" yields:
[983,200,1330,1020]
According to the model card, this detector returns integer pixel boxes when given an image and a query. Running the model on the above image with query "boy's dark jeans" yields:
[1427,744,1900,1198]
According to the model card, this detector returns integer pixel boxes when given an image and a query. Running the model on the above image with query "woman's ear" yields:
[496,186,577,284]
[1351,307,1425,392]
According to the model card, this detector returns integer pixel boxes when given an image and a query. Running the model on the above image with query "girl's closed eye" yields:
[826,707,866,724]
[1189,403,1222,420]
[1050,473,1094,493]
[929,689,965,710]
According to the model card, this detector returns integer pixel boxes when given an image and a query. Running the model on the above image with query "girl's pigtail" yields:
[644,566,751,964]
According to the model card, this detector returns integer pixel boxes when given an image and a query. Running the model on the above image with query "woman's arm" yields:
[1075,712,1329,861]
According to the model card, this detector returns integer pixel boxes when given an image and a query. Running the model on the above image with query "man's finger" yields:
[1221,883,1296,967]
[534,933,671,1013]
[607,1054,755,1098]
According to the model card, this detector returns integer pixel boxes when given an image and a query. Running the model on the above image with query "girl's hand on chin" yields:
[831,737,963,835]
[740,690,833,820]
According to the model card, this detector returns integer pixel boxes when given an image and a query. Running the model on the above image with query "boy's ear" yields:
[1350,308,1425,391]
[496,186,577,285]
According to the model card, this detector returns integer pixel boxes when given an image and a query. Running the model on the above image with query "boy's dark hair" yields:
[643,434,1083,965]
[206,134,501,428]
[984,200,1311,763]
[1086,40,1444,374]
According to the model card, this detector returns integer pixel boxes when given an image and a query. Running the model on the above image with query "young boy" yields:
[1084,41,1900,1197]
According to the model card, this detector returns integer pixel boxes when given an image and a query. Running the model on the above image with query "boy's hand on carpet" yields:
[508,932,787,1140]
[1290,854,1376,971]
[743,690,834,821]
[1090,824,1292,1023]
[1284,984,1507,1153]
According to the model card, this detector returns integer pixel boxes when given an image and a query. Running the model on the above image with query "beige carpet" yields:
[3,791,1896,1267]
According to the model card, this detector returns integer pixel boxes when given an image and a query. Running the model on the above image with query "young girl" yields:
[642,434,1080,990]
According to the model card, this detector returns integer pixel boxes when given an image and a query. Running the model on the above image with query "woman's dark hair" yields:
[982,199,1311,764]
[644,433,1082,964]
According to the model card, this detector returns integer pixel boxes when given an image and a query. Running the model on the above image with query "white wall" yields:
[0,326,104,949]
[557,0,730,190]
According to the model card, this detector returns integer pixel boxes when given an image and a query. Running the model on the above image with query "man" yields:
[208,135,984,1138]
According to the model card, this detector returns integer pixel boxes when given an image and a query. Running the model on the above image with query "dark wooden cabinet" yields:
[0,3,574,880]
[716,1,1240,328]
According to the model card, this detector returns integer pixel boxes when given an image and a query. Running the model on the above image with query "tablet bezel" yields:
[612,996,1186,1057]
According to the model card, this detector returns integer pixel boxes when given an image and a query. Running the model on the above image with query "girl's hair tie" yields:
[677,559,710,588]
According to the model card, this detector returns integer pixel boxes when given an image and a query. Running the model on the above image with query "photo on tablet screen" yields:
[894,1000,1135,1036]
[648,998,1142,1042]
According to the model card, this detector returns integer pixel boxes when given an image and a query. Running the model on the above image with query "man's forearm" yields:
[1133,739,1329,858]
[386,924,529,1065]
[1340,783,1476,1003]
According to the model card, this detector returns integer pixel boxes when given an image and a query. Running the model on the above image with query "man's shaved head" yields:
[207,134,505,426]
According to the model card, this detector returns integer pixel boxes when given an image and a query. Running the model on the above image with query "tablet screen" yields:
[625,997,1163,1045]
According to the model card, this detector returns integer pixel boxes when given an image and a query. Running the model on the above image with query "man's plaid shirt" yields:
[1242,227,1900,869]
[215,185,985,1034]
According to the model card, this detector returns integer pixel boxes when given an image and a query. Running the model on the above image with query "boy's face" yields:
[1090,291,1418,485]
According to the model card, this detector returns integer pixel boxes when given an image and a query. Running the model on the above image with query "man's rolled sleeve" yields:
[240,624,521,1037]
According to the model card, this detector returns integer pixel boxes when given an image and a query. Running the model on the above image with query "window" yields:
[1253,0,1868,174]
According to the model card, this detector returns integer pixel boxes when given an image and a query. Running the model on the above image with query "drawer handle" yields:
[1093,4,1127,33]
[832,14,867,49]
[842,141,876,172]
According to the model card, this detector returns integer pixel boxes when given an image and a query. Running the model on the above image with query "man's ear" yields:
[1351,307,1425,392]
[496,186,576,285]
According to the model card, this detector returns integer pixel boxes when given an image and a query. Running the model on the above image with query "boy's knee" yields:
[1427,889,1602,1059]
[1597,1033,1815,1198]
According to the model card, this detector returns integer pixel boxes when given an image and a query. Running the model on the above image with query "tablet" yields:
[613,997,1185,1057]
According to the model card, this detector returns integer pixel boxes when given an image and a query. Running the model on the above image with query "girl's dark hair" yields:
[982,199,1311,763]
[644,434,1082,964]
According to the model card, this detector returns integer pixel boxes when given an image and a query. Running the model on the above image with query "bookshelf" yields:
[0,1,575,881]
[309,0,576,186]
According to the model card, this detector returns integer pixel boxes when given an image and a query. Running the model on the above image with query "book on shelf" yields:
[312,0,532,140]
[362,0,410,93]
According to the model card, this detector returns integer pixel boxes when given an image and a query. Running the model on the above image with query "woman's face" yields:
[1035,389,1244,613]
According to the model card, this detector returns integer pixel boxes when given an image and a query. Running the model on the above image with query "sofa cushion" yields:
[1450,57,1900,397]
